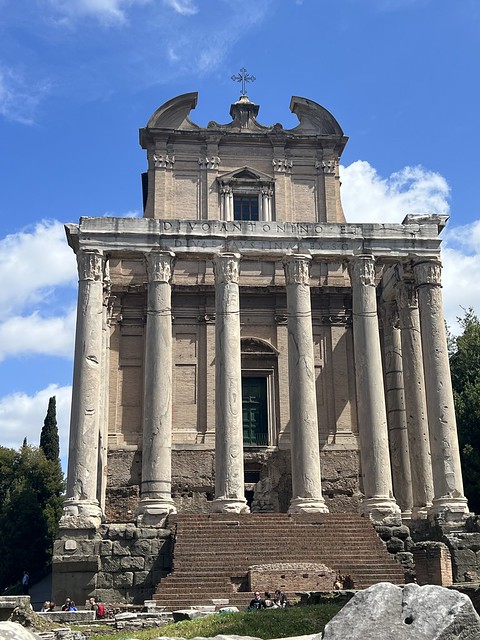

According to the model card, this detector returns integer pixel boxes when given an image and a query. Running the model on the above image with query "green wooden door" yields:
[242,377,268,446]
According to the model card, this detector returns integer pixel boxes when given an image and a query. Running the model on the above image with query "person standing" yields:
[22,571,29,595]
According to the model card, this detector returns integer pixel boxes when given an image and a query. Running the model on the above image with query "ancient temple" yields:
[53,90,471,605]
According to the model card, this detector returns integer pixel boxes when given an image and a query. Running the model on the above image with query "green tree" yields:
[0,425,65,589]
[40,396,60,462]
[450,308,480,513]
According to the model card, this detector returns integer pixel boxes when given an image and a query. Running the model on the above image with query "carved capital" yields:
[272,158,293,173]
[349,255,376,288]
[395,280,418,311]
[283,255,311,286]
[77,251,104,282]
[316,159,338,175]
[220,185,232,195]
[153,153,175,169]
[145,251,175,283]
[213,253,241,285]
[413,259,442,287]
[380,300,399,330]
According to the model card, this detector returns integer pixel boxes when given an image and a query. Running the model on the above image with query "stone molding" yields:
[153,153,175,169]
[198,156,220,169]
[272,158,293,173]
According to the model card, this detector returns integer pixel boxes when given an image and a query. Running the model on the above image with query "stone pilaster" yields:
[381,300,413,517]
[137,251,177,526]
[349,254,400,523]
[413,259,469,519]
[61,250,105,528]
[283,255,328,514]
[211,253,249,513]
[396,278,434,519]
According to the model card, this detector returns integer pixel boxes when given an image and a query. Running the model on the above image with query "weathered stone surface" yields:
[321,582,480,639]
[0,622,40,639]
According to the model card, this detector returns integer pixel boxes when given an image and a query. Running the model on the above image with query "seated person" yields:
[274,589,287,608]
[249,591,266,610]
[264,592,274,608]
[61,598,77,611]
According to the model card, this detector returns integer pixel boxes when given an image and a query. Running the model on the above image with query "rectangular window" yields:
[234,195,259,221]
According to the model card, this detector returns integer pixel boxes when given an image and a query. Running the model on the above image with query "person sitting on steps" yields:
[249,591,266,610]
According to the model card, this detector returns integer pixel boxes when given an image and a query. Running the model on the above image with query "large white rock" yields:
[0,622,40,639]
[321,582,480,639]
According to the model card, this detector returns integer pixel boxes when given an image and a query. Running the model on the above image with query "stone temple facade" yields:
[52,92,471,604]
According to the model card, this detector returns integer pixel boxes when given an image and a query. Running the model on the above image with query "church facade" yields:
[53,91,470,603]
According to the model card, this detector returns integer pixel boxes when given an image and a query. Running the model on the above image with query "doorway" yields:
[242,376,268,446]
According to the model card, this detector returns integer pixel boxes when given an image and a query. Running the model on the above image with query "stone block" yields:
[101,557,122,572]
[131,539,152,556]
[321,582,480,639]
[98,540,113,556]
[0,622,38,639]
[114,572,134,588]
[387,536,404,553]
[133,571,150,587]
[96,571,114,589]
[112,540,131,556]
[120,556,145,571]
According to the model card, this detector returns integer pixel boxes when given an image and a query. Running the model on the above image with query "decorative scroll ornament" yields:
[199,156,220,170]
[261,187,274,197]
[213,253,240,284]
[220,185,232,195]
[146,251,175,283]
[153,153,175,169]
[413,260,442,287]
[283,255,311,286]
[272,158,293,173]
[77,250,104,282]
[349,255,376,287]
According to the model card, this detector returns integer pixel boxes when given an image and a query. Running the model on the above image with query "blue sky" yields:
[1,0,480,464]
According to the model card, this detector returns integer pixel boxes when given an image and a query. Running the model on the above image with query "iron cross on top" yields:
[231,67,256,96]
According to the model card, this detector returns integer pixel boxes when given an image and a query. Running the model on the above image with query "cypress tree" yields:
[40,396,59,462]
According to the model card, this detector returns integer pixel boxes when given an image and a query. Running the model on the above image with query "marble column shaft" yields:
[63,250,105,525]
[413,259,468,517]
[350,255,400,521]
[396,279,434,518]
[284,255,327,513]
[138,251,176,521]
[381,300,413,516]
[212,253,248,513]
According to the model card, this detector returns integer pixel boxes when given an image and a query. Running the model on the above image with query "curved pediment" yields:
[146,92,200,130]
[288,96,344,136]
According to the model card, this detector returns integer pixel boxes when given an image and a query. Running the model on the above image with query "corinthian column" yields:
[211,253,249,513]
[61,250,105,528]
[137,251,177,526]
[396,277,434,519]
[350,254,400,523]
[413,259,469,519]
[284,255,327,514]
[381,300,413,517]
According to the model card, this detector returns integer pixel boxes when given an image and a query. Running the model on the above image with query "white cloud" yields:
[0,65,51,125]
[163,0,197,15]
[48,0,151,25]
[340,160,480,333]
[0,310,76,362]
[340,160,450,224]
[0,220,77,319]
[0,384,72,466]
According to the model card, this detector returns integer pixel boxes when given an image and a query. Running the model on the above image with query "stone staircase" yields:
[152,513,405,610]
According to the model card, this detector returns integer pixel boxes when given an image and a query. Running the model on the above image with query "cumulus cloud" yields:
[0,384,72,466]
[340,160,480,332]
[340,160,450,224]
[0,220,77,319]
[0,65,51,125]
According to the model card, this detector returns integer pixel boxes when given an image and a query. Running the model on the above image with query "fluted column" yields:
[396,278,434,519]
[211,253,249,513]
[381,300,413,517]
[350,254,400,523]
[413,259,469,519]
[137,251,176,525]
[284,255,328,514]
[61,250,105,528]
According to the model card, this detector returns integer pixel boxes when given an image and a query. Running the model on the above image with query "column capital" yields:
[413,259,442,287]
[348,254,376,287]
[145,251,175,283]
[77,250,105,282]
[395,279,418,312]
[379,298,399,330]
[283,254,312,286]
[213,253,241,284]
